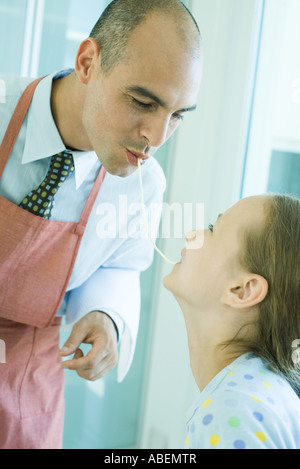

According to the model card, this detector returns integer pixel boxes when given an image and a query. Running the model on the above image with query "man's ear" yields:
[223,274,268,309]
[75,38,100,84]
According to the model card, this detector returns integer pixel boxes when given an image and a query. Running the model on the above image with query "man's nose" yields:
[140,115,170,149]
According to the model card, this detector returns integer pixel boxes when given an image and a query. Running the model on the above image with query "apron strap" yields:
[0,78,44,180]
[76,164,107,232]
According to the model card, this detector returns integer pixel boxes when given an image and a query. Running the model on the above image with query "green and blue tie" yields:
[19,151,75,219]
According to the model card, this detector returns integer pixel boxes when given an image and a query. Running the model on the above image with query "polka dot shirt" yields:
[185,353,300,449]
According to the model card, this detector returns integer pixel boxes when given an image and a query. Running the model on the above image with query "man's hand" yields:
[59,311,118,381]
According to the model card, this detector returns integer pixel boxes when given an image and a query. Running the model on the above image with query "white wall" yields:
[139,0,264,449]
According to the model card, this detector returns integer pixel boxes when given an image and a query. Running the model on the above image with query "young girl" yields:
[163,194,300,449]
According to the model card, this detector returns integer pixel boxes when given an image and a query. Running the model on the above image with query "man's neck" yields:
[50,72,92,152]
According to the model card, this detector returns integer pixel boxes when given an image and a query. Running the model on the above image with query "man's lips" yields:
[125,148,149,166]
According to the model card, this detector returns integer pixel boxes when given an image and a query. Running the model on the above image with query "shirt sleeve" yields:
[63,158,166,381]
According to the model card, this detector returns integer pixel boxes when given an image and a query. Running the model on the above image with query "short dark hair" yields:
[89,0,202,74]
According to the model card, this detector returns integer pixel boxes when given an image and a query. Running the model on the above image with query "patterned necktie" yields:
[19,151,75,219]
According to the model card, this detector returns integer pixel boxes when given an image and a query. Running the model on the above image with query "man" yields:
[0,0,202,449]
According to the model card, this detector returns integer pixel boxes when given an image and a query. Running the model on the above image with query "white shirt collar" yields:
[22,71,99,190]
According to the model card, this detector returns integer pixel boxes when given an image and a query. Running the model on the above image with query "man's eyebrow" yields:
[126,85,197,113]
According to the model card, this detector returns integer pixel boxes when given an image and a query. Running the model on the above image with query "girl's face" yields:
[163,196,268,310]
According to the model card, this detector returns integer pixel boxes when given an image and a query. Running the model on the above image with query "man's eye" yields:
[131,97,152,109]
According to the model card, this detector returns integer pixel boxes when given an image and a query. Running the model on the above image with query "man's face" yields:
[81,15,203,177]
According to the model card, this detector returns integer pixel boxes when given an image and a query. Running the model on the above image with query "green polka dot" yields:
[22,198,28,205]
[54,163,61,168]
[65,159,71,165]
[43,202,48,208]
[32,195,37,201]
[228,417,241,428]
[61,170,68,176]
[51,174,58,180]
[33,206,39,212]
[51,188,57,194]
[41,191,47,198]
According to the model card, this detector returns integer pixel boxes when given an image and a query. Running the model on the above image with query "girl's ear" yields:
[223,274,268,309]
[75,38,100,84]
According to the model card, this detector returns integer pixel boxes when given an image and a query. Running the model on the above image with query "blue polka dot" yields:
[244,374,254,380]
[234,440,246,449]
[253,412,264,422]
[267,397,275,405]
[190,422,196,433]
[202,414,213,426]
[227,381,238,387]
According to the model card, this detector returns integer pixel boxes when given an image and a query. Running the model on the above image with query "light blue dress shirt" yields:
[0,71,166,380]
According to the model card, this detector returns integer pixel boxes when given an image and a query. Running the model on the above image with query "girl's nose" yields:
[185,230,204,250]
[185,230,197,242]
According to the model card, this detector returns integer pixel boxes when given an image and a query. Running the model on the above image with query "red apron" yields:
[0,78,106,449]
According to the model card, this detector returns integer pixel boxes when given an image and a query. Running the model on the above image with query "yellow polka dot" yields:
[202,398,212,408]
[251,395,262,403]
[256,431,267,442]
[33,206,39,212]
[209,434,220,446]
[185,436,189,447]
[228,371,234,377]
[263,381,272,389]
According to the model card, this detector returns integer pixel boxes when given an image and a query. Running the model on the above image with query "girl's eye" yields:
[208,223,214,233]
[172,113,184,122]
